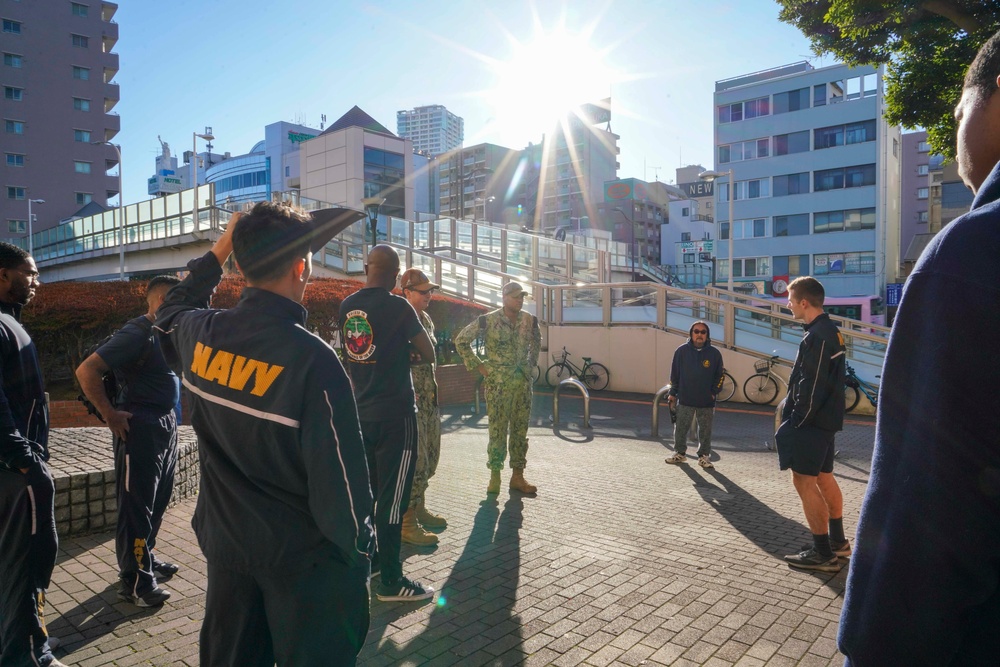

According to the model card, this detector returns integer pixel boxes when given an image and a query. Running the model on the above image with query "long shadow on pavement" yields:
[677,465,848,591]
[360,495,525,665]
[46,582,161,655]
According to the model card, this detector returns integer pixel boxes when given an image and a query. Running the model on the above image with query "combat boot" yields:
[509,468,537,494]
[415,500,447,528]
[401,508,438,546]
[487,469,501,494]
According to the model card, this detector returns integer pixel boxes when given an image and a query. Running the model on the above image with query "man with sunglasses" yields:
[664,321,724,469]
[0,243,67,666]
[398,268,446,546]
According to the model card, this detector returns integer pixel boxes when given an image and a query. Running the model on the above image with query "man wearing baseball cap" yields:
[157,201,374,665]
[398,269,447,545]
[455,281,541,495]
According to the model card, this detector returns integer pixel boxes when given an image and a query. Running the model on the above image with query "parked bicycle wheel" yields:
[717,371,736,402]
[844,384,861,413]
[546,363,573,386]
[582,362,610,391]
[532,365,541,384]
[743,373,779,404]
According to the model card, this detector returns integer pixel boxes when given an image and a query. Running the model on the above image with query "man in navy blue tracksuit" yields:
[157,203,373,666]
[76,276,181,608]
[0,242,65,667]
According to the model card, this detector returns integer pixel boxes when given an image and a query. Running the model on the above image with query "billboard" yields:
[580,98,611,125]
[679,181,713,198]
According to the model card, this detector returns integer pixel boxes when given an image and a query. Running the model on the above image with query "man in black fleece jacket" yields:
[664,321,724,469]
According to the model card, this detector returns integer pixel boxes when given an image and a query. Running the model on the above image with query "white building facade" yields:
[396,105,463,157]
[712,61,900,301]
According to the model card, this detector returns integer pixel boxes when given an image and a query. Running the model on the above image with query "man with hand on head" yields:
[157,202,374,666]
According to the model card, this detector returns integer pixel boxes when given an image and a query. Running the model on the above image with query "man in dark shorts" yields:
[76,275,181,608]
[775,276,848,572]
[340,245,436,602]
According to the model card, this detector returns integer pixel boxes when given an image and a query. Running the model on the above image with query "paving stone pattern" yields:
[46,394,873,666]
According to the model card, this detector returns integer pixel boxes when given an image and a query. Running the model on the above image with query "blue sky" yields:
[113,0,832,204]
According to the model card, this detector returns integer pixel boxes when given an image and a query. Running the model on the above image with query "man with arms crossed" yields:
[398,268,447,546]
[340,246,436,602]
[775,276,848,573]
[157,203,373,666]
[76,275,181,608]
[840,30,1000,664]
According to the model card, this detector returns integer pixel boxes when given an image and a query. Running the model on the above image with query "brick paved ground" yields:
[45,392,874,666]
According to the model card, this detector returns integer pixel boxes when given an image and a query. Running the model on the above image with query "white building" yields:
[711,61,900,301]
[396,105,464,157]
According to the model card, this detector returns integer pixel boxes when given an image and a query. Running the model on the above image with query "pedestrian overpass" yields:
[26,186,888,405]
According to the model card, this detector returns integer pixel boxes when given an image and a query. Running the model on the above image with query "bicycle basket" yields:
[754,359,771,372]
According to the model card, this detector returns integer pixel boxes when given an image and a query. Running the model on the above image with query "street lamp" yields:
[699,169,734,292]
[26,198,44,256]
[612,207,636,281]
[192,129,214,235]
[472,195,495,223]
[361,197,385,246]
[92,141,125,279]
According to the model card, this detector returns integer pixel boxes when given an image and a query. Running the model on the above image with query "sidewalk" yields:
[46,393,874,666]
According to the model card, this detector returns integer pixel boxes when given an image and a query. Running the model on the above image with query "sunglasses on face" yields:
[692,330,708,335]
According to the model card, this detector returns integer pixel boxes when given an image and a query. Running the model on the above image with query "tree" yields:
[776,0,1000,158]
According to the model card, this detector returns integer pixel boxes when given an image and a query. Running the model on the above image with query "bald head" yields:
[364,244,400,289]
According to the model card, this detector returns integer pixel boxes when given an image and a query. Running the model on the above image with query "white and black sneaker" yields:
[376,576,434,602]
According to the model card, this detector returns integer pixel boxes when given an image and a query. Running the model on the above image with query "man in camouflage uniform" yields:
[455,282,541,495]
[399,269,446,545]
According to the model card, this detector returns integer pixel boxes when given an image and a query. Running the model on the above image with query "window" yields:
[773,172,810,197]
[71,3,88,16]
[75,192,92,205]
[917,164,929,176]
[731,218,769,239]
[773,254,810,278]
[918,141,930,152]
[774,131,810,156]
[815,125,844,149]
[683,253,695,264]
[7,220,26,234]
[774,214,810,237]
[917,187,929,199]
[7,186,25,200]
[845,120,876,144]
[717,96,769,123]
[5,153,24,167]
[918,211,929,223]
[681,207,690,217]
[73,129,90,142]
[814,252,876,275]
[5,119,23,134]
[2,20,21,34]
[74,160,91,174]
[814,208,875,233]
[71,34,89,48]
[681,232,691,242]
[72,66,89,80]
[73,97,90,111]
[773,87,809,114]
[4,87,23,101]
[730,257,771,278]
[815,164,876,191]
[718,179,770,202]
[3,53,22,68]
[719,138,769,163]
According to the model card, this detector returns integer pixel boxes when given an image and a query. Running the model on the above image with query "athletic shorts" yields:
[775,420,836,476]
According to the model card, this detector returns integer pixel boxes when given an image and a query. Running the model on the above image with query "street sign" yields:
[886,282,904,307]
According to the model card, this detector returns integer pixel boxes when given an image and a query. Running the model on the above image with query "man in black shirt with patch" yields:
[76,275,181,608]
[340,245,436,602]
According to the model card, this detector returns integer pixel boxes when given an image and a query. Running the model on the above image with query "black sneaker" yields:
[799,540,852,558]
[119,586,172,607]
[784,548,841,572]
[376,576,434,602]
[152,561,179,580]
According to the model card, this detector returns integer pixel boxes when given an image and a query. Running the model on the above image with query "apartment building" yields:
[712,61,900,301]
[397,105,463,157]
[1,0,121,234]
[437,142,520,223]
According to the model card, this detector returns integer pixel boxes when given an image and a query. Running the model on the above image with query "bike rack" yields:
[552,377,591,428]
[652,383,672,437]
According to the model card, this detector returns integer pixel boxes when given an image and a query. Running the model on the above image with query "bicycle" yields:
[743,355,787,405]
[717,370,737,402]
[845,363,879,412]
[545,346,610,391]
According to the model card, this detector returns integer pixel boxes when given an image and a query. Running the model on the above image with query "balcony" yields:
[103,53,119,78]
[692,213,713,223]
[103,113,120,140]
[102,2,118,22]
[102,23,118,51]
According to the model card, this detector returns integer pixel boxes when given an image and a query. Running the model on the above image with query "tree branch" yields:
[920,1,981,34]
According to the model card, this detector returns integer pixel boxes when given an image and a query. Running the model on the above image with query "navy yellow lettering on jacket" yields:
[188,342,284,397]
